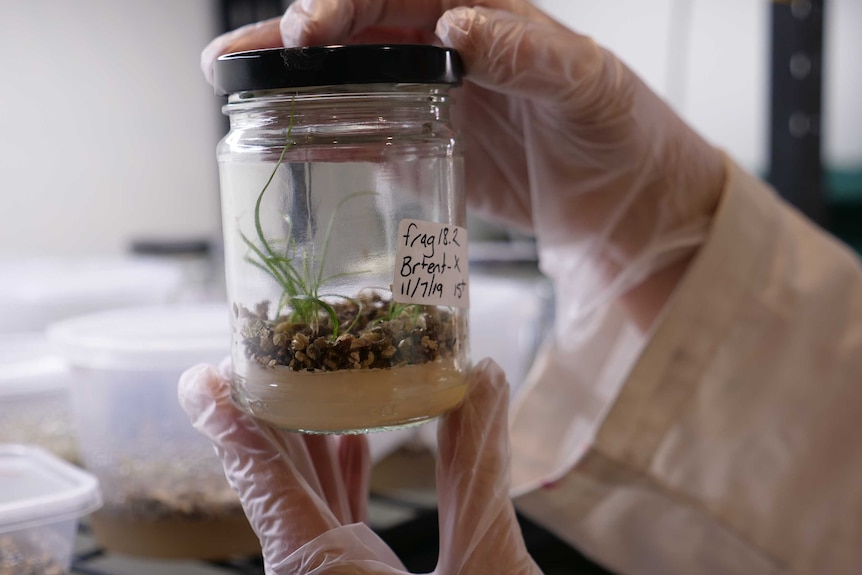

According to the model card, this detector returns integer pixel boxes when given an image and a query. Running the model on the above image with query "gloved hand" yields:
[201,0,727,330]
[178,358,541,575]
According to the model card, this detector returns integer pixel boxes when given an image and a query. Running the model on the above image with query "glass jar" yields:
[214,45,470,433]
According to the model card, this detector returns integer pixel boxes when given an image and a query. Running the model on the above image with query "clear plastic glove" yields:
[178,358,541,575]
[201,0,727,329]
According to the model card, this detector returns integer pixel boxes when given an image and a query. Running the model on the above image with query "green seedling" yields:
[383,301,421,323]
[239,102,373,339]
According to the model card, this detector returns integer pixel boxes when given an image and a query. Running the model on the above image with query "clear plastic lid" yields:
[0,333,70,397]
[46,303,230,371]
[0,444,102,533]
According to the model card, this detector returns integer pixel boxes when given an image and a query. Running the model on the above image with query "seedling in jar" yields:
[236,104,460,373]
[240,183,374,339]
[238,106,372,339]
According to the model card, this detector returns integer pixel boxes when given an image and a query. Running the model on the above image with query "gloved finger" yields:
[257,428,339,518]
[302,435,352,525]
[215,358,332,503]
[279,0,555,47]
[436,6,609,111]
[178,364,342,563]
[198,364,368,528]
[201,16,282,84]
[270,524,407,573]
[286,435,372,526]
[200,14,435,85]
[345,26,435,45]
[455,82,533,232]
[435,358,537,574]
[339,434,371,524]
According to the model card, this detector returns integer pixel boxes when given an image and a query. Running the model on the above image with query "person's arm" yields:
[512,160,862,575]
[201,2,855,573]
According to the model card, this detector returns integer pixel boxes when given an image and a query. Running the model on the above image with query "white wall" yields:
[534,0,862,175]
[0,0,223,256]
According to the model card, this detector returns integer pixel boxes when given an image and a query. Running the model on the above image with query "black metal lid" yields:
[214,45,464,96]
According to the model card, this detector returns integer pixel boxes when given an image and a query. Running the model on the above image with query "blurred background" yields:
[1,0,860,260]
[0,1,859,574]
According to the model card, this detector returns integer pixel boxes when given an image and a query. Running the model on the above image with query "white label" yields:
[392,219,469,308]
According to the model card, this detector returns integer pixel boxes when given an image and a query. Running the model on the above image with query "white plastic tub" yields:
[46,304,260,560]
[0,444,102,574]
[0,334,78,463]
[0,256,185,334]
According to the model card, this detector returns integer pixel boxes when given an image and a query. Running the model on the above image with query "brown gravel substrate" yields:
[237,292,459,372]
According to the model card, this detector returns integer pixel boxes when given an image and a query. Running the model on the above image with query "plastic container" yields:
[0,256,186,334]
[46,304,259,560]
[214,45,471,433]
[0,444,102,574]
[0,334,78,463]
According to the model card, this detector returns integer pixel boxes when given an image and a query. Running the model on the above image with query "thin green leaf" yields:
[254,96,297,258]
[321,293,362,334]
[241,232,294,293]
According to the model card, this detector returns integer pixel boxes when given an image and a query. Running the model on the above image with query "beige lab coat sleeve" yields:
[509,160,862,575]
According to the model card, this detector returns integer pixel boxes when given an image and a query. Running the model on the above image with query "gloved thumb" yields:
[178,363,342,561]
[436,6,612,113]
[435,358,539,574]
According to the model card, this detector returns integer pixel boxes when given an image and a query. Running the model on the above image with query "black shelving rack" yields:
[768,0,827,225]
